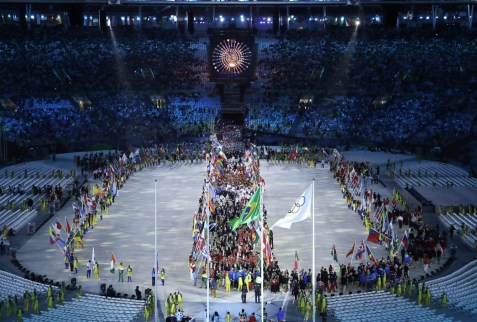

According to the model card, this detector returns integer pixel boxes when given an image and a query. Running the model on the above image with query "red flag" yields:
[401,231,409,252]
[346,242,356,257]
[294,250,299,270]
[65,217,71,234]
[366,244,378,264]
[355,241,366,260]
[55,218,63,230]
[367,229,382,245]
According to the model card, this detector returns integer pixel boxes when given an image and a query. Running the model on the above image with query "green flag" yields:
[230,189,261,231]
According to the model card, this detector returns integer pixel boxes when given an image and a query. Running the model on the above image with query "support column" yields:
[212,6,215,29]
[138,5,142,30]
[431,5,438,31]
[176,6,179,30]
[249,6,253,29]
[307,6,311,30]
[323,6,327,29]
[468,5,474,30]
[286,6,290,31]
[27,4,32,30]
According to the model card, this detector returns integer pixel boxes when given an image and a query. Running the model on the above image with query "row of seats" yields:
[327,290,454,322]
[426,259,477,316]
[24,293,144,322]
[393,160,477,188]
[439,214,477,248]
[0,165,73,232]
[395,176,477,188]
[0,270,57,302]
[0,208,37,233]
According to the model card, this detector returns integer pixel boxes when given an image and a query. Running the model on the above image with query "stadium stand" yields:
[24,293,144,322]
[328,290,455,322]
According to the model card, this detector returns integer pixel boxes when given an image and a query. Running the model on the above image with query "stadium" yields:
[0,0,476,321]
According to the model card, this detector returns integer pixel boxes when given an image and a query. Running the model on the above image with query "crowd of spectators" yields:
[247,27,477,148]
[0,25,476,153]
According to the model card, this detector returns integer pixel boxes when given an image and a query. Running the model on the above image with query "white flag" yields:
[271,183,313,229]
[92,247,95,263]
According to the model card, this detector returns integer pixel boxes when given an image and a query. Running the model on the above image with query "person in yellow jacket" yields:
[118,262,125,282]
[47,293,53,309]
[144,305,150,322]
[321,296,327,314]
[94,261,100,279]
[6,296,11,317]
[225,311,232,322]
[76,285,84,299]
[165,296,170,315]
[33,297,39,315]
[127,265,133,282]
[441,291,447,309]
[304,300,312,321]
[177,292,183,309]
[237,275,243,291]
[13,295,18,315]
[376,276,381,291]
[299,295,305,313]
[23,291,30,312]
[16,308,23,322]
[160,268,165,286]
[74,257,79,274]
[225,274,231,292]
[425,288,431,305]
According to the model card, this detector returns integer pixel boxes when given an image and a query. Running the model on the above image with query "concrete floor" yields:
[15,151,455,321]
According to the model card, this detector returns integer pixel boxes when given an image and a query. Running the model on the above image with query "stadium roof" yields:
[1,0,477,5]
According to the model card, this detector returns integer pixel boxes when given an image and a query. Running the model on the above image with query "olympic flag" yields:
[271,183,313,229]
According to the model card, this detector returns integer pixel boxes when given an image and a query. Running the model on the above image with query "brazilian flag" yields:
[229,189,261,231]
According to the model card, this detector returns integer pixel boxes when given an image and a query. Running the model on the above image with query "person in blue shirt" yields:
[277,307,285,322]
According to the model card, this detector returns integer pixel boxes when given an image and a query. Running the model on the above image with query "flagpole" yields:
[260,183,264,321]
[312,179,316,322]
[206,180,210,322]
[154,179,158,322]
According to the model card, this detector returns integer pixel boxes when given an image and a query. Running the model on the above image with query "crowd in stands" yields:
[0,26,475,151]
[248,28,477,147]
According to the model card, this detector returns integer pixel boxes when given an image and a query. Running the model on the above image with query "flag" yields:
[50,224,61,236]
[366,244,378,264]
[110,253,116,273]
[271,183,313,229]
[92,247,95,263]
[401,230,409,251]
[354,241,365,260]
[367,228,382,245]
[57,239,67,248]
[65,217,71,234]
[55,218,63,230]
[346,242,355,258]
[331,243,338,263]
[294,250,299,270]
[49,233,59,245]
[192,214,197,237]
[230,189,261,231]
[251,224,259,245]
[201,245,212,261]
